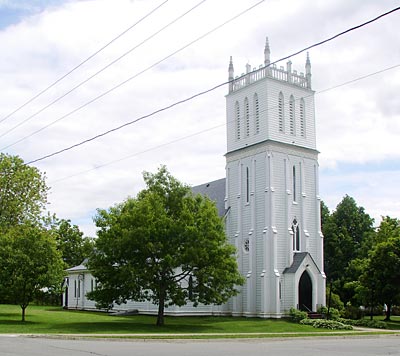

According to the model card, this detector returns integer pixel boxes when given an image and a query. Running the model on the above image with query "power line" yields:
[2,0,265,152]
[48,62,400,185]
[23,4,400,166]
[0,0,207,139]
[0,0,168,126]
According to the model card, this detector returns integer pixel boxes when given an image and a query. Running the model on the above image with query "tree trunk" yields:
[384,303,391,321]
[21,305,26,322]
[156,290,165,327]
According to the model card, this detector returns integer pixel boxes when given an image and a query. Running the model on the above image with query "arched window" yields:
[235,101,240,140]
[292,218,300,251]
[289,95,295,135]
[300,98,305,137]
[278,92,284,132]
[245,97,250,137]
[254,93,260,134]
[293,165,296,202]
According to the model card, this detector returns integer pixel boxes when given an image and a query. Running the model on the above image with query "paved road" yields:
[0,335,399,356]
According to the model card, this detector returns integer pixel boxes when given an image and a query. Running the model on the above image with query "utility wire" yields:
[49,62,400,184]
[0,0,207,139]
[23,4,400,165]
[2,0,265,152]
[0,0,168,126]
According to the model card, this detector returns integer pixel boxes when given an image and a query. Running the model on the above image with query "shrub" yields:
[342,304,363,319]
[337,318,387,329]
[318,306,340,320]
[300,318,353,330]
[289,307,308,322]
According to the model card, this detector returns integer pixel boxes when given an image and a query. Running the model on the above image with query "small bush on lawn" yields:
[337,318,387,329]
[289,307,308,322]
[300,318,352,330]
[317,306,340,320]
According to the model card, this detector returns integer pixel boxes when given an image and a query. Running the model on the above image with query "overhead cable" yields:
[0,0,168,125]
[0,0,207,139]
[24,5,400,165]
[2,0,265,151]
[49,62,400,184]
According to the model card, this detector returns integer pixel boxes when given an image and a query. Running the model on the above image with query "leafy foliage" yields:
[337,318,387,329]
[322,195,374,304]
[360,220,400,321]
[289,307,308,322]
[0,224,65,321]
[88,166,244,326]
[0,153,48,231]
[48,217,94,268]
[300,318,353,330]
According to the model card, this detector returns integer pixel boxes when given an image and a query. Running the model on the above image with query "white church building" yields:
[64,38,326,317]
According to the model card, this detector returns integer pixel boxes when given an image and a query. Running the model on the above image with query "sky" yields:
[0,0,399,237]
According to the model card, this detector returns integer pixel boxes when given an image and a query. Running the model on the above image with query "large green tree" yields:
[0,224,65,321]
[323,195,374,304]
[0,153,48,231]
[88,166,244,326]
[360,217,400,321]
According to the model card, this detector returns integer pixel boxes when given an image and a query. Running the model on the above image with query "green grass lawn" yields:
[0,304,351,336]
[370,315,400,330]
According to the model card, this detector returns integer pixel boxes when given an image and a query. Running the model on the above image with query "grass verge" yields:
[0,305,397,337]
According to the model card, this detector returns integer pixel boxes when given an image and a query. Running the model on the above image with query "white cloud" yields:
[1,0,400,236]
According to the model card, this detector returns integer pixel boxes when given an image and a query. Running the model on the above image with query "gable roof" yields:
[191,178,226,217]
[283,252,321,274]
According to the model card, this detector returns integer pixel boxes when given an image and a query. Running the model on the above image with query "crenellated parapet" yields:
[228,37,312,93]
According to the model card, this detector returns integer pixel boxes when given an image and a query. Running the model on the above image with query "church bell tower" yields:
[224,38,325,317]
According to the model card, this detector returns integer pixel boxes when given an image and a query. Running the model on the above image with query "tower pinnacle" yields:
[264,37,271,66]
[305,52,311,89]
[228,56,234,93]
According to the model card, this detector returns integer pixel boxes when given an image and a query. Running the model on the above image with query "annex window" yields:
[289,95,295,135]
[278,92,284,132]
[235,101,240,140]
[292,218,300,252]
[245,97,250,137]
[300,98,305,137]
[254,93,260,134]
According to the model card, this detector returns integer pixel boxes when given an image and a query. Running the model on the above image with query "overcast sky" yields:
[1,0,399,236]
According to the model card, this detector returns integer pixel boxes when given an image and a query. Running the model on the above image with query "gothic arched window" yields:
[289,95,295,135]
[278,92,284,132]
[245,97,250,137]
[293,165,297,202]
[292,218,300,251]
[254,93,260,134]
[300,98,305,137]
[235,101,240,140]
[246,166,250,203]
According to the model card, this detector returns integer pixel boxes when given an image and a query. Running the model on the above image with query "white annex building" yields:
[64,38,326,317]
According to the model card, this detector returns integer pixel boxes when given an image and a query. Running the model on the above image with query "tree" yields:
[88,166,244,326]
[49,217,94,268]
[0,153,48,231]
[323,195,374,304]
[360,217,400,321]
[0,224,65,321]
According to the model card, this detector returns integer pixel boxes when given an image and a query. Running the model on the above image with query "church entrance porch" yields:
[298,270,313,312]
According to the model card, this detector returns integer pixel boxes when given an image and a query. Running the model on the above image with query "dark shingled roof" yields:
[191,178,226,217]
[283,252,321,274]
